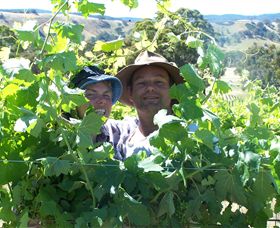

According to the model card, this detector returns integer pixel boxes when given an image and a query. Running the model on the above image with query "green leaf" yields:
[169,83,195,103]
[94,39,124,52]
[214,170,247,205]
[158,192,175,217]
[244,126,272,140]
[120,0,138,9]
[76,1,106,17]
[19,211,29,228]
[123,192,150,226]
[76,112,104,148]
[205,44,225,77]
[203,109,221,129]
[180,64,205,93]
[40,200,58,216]
[27,117,44,138]
[195,129,215,150]
[54,22,84,44]
[40,157,71,176]
[15,69,36,83]
[153,109,182,128]
[186,36,203,48]
[173,99,203,120]
[61,87,87,113]
[239,151,261,171]
[0,158,28,185]
[41,51,77,73]
[252,170,277,202]
[138,155,164,172]
[214,80,232,94]
[1,84,20,98]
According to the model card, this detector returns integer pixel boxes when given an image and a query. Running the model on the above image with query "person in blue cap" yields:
[71,65,122,118]
[70,65,124,145]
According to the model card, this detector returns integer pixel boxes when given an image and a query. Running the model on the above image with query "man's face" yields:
[77,81,113,118]
[129,65,171,115]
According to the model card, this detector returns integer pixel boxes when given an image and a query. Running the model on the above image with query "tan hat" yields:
[116,51,184,106]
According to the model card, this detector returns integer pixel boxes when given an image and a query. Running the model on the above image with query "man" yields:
[106,51,184,159]
[71,65,123,143]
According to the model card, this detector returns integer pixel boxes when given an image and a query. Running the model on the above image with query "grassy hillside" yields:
[1,11,280,52]
[212,19,280,51]
[0,11,134,42]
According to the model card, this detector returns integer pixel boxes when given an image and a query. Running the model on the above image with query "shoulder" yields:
[105,117,138,129]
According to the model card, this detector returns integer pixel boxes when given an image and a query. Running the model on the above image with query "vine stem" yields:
[61,129,96,209]
[39,0,69,55]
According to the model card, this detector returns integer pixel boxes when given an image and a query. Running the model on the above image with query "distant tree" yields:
[124,8,216,67]
[236,44,280,88]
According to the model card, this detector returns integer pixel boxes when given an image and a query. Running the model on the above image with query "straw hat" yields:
[116,51,184,106]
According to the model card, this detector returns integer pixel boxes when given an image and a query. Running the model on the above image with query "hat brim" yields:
[80,76,123,104]
[116,62,184,106]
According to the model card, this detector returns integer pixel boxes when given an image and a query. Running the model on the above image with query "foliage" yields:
[236,43,280,88]
[0,0,279,227]
[123,8,216,67]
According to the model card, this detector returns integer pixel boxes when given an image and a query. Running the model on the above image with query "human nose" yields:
[145,82,156,92]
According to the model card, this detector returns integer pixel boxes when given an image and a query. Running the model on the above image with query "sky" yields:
[0,0,280,18]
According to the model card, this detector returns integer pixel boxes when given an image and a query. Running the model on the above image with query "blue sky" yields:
[0,0,280,18]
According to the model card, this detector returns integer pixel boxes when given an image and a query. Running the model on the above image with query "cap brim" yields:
[116,62,184,106]
[80,76,123,104]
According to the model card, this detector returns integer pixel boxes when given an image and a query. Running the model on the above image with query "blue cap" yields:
[72,66,122,104]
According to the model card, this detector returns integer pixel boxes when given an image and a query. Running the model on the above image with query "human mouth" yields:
[95,109,106,116]
[144,96,159,102]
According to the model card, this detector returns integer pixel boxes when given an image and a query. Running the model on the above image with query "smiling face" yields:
[77,81,113,118]
[129,65,171,117]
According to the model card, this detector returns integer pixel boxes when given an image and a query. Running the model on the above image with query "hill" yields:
[0,11,135,42]
[205,13,280,23]
[1,10,280,52]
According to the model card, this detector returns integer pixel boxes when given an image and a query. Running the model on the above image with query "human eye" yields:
[103,94,112,100]
[135,81,145,87]
[85,92,95,100]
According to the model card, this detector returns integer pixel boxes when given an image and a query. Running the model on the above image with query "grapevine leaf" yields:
[27,117,44,138]
[203,109,221,129]
[157,191,175,217]
[40,200,58,216]
[214,170,247,205]
[15,69,36,83]
[76,1,106,17]
[120,0,138,9]
[0,189,17,221]
[186,36,203,48]
[61,87,87,113]
[76,112,104,148]
[244,126,272,140]
[206,44,225,77]
[40,51,77,73]
[19,211,29,228]
[54,22,84,44]
[252,170,277,203]
[138,155,164,172]
[40,157,71,177]
[214,80,232,94]
[94,39,124,52]
[180,64,205,93]
[195,129,216,150]
[153,109,182,128]
[0,154,28,185]
[173,99,203,120]
[1,84,20,99]
[169,83,195,102]
[123,192,150,226]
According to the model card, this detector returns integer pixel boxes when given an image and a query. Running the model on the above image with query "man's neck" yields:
[137,113,157,137]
